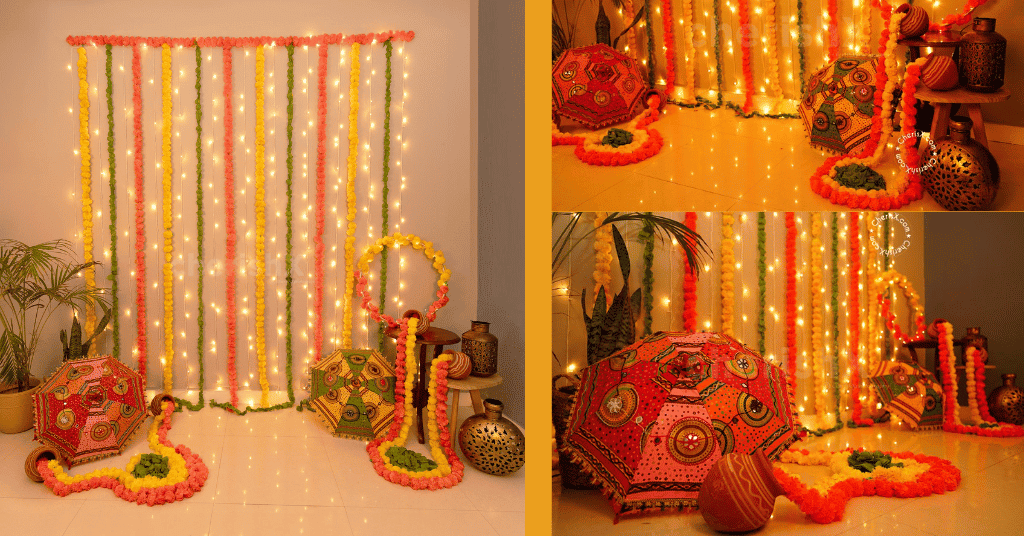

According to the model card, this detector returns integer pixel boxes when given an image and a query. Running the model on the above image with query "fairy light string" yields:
[377,39,394,351]
[77,46,98,348]
[104,44,120,361]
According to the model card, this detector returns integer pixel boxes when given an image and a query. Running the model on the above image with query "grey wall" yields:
[478,0,526,425]
[924,212,1024,404]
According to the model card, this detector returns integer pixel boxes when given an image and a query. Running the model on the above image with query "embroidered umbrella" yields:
[33,355,148,467]
[562,331,799,519]
[798,56,879,154]
[552,43,648,129]
[309,348,397,440]
[868,360,944,430]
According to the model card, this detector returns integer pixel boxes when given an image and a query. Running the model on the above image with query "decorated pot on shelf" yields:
[926,318,947,339]
[922,117,999,211]
[458,399,525,476]
[401,309,430,335]
[961,327,989,365]
[896,4,930,38]
[988,374,1024,425]
[698,449,784,533]
[443,350,473,380]
[461,321,498,377]
[920,53,959,91]
[552,374,599,489]
[959,18,1007,93]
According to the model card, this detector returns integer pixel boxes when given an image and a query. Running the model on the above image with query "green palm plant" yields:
[0,239,109,392]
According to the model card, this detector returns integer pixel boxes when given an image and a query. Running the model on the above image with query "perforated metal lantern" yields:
[922,117,1000,210]
[458,399,525,476]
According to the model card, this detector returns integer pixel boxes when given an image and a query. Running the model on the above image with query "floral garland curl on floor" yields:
[33,398,208,505]
[552,92,664,166]
[774,448,961,524]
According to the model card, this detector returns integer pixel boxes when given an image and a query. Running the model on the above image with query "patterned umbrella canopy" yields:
[869,360,944,430]
[33,355,148,467]
[552,43,648,129]
[309,349,396,440]
[798,56,879,154]
[563,332,798,518]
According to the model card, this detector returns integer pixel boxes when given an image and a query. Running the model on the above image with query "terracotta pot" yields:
[921,54,959,91]
[896,4,930,38]
[988,374,1024,425]
[926,318,947,339]
[444,350,472,380]
[961,327,988,365]
[0,377,42,434]
[698,450,784,533]
[401,309,430,335]
[25,445,63,482]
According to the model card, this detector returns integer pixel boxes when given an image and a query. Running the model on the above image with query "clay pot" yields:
[401,309,430,335]
[698,450,785,533]
[926,318,947,339]
[921,54,959,91]
[444,350,472,380]
[25,445,63,482]
[896,4,930,38]
[988,374,1024,425]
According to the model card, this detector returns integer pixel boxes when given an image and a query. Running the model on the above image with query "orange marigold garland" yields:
[659,0,676,98]
[720,212,735,337]
[784,213,800,428]
[552,93,664,166]
[682,211,698,332]
[735,0,755,114]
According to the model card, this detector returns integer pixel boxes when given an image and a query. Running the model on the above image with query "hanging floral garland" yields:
[177,42,205,412]
[796,0,807,97]
[875,270,926,346]
[592,212,612,303]
[312,43,328,361]
[830,213,840,417]
[342,43,361,349]
[859,0,873,54]
[764,0,783,104]
[77,46,98,346]
[104,44,120,361]
[36,399,209,504]
[936,321,1023,437]
[254,45,269,407]
[640,218,655,336]
[784,213,800,428]
[774,448,961,524]
[680,0,697,103]
[221,44,239,409]
[283,43,296,406]
[622,1,640,60]
[355,232,459,490]
[809,213,827,427]
[847,212,872,427]
[377,39,395,351]
[756,212,766,355]
[826,0,840,62]
[683,211,698,332]
[643,0,656,87]
[659,0,676,97]
[736,0,755,114]
[864,215,879,414]
[551,93,664,166]
[130,43,147,380]
[929,0,992,31]
[720,212,735,336]
[160,43,175,392]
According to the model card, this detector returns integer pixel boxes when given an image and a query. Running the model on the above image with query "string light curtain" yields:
[68,32,414,412]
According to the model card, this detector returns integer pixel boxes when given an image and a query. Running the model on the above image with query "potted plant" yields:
[0,239,108,433]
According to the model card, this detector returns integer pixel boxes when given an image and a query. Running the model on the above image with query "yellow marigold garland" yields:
[810,212,827,425]
[160,43,174,391]
[77,46,97,344]
[720,212,735,336]
[342,43,360,349]
[255,45,268,407]
[680,0,697,103]
[593,212,612,304]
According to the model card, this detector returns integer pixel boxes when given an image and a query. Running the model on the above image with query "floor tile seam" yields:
[56,499,86,536]
[562,174,636,211]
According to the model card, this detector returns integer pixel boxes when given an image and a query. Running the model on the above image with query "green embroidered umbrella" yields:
[309,349,397,440]
[868,360,944,430]
[799,57,879,154]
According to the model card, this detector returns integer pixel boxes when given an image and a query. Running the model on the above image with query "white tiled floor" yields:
[0,390,525,536]
[552,106,1024,212]
[552,422,1024,535]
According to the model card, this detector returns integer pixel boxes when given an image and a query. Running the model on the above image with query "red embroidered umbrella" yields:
[562,332,799,519]
[798,56,879,154]
[33,355,148,467]
[552,43,648,129]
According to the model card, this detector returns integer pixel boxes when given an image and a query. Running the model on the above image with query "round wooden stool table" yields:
[385,325,460,444]
[446,373,504,440]
[915,86,1010,158]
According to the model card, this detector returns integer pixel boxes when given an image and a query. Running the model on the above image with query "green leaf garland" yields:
[377,39,393,351]
[831,212,841,419]
[757,212,766,356]
[105,44,119,362]
[640,217,654,336]
[644,0,656,87]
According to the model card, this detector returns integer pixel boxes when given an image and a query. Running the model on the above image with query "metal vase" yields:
[988,374,1024,425]
[922,117,999,210]
[458,399,525,476]
[959,18,1006,92]
[461,321,498,377]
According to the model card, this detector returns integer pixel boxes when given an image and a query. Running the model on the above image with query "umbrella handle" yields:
[25,446,63,483]
[150,392,176,416]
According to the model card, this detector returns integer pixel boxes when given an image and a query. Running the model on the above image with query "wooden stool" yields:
[386,326,460,444]
[446,373,503,440]
[915,86,1011,158]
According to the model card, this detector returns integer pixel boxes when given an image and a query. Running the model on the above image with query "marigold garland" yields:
[104,44,120,361]
[77,47,98,347]
[342,43,360,349]
[254,45,269,407]
[622,1,640,60]
[312,43,328,361]
[764,0,784,104]
[552,94,664,166]
[37,399,208,505]
[784,213,800,428]
[774,448,961,524]
[847,212,872,427]
[68,33,415,47]
[756,212,766,355]
[683,211,698,332]
[809,213,826,425]
[859,0,873,54]
[875,270,926,346]
[864,218,880,413]
[658,0,676,97]
[680,0,697,103]
[592,212,612,304]
[929,0,992,31]
[160,43,174,392]
[936,322,1024,437]
[826,0,840,62]
[735,0,755,114]
[720,212,734,337]
[222,44,239,409]
[377,39,394,351]
[132,43,147,381]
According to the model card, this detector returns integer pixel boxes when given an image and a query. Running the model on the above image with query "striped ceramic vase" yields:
[896,4,930,38]
[698,449,784,533]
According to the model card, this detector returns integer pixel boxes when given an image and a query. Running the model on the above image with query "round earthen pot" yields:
[698,449,785,533]
[921,54,959,91]
[897,4,930,38]
[444,350,473,380]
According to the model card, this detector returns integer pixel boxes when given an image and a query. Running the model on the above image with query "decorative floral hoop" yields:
[354,232,450,328]
[774,448,961,524]
[874,270,927,346]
